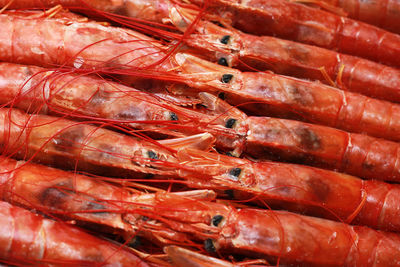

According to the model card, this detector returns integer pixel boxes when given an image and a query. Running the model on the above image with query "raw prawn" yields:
[4,109,400,232]
[294,0,400,35]
[0,155,217,248]
[0,14,400,144]
[188,0,400,68]
[243,116,400,182]
[0,62,247,153]
[4,166,399,267]
[178,147,400,231]
[166,4,400,103]
[149,58,400,144]
[120,192,400,267]
[0,107,183,178]
[0,200,148,266]
[63,0,400,103]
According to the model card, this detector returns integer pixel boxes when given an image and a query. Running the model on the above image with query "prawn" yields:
[178,147,400,232]
[0,62,247,153]
[187,0,400,68]
[4,162,399,267]
[0,200,149,266]
[0,107,189,178]
[293,0,400,35]
[1,13,400,144]
[0,155,217,248]
[55,0,400,103]
[243,116,400,182]
[166,4,400,103]
[213,208,400,266]
[4,108,400,232]
[120,192,400,267]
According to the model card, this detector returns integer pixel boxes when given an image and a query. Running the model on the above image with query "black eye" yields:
[212,21,224,27]
[128,236,141,248]
[147,151,158,160]
[212,215,224,226]
[218,57,229,66]
[229,168,241,178]
[141,216,149,221]
[225,118,236,128]
[221,74,233,83]
[218,92,226,100]
[220,35,230,44]
[170,112,178,121]
[204,239,216,253]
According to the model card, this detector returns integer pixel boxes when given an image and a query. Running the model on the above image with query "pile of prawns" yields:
[0,0,399,266]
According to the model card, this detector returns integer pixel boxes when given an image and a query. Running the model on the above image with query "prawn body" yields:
[0,108,179,178]
[189,0,400,68]
[0,200,148,266]
[127,192,400,267]
[1,156,400,266]
[215,208,400,266]
[301,0,400,34]
[168,6,400,103]
[0,156,215,246]
[246,116,400,182]
[178,147,400,232]
[0,62,247,153]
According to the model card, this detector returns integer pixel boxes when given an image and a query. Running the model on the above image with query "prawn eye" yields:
[212,215,224,226]
[128,236,142,248]
[204,239,216,253]
[225,118,237,128]
[221,74,233,83]
[218,92,226,100]
[212,21,224,27]
[170,112,178,121]
[147,151,158,160]
[229,167,242,178]
[218,57,229,66]
[220,35,230,44]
